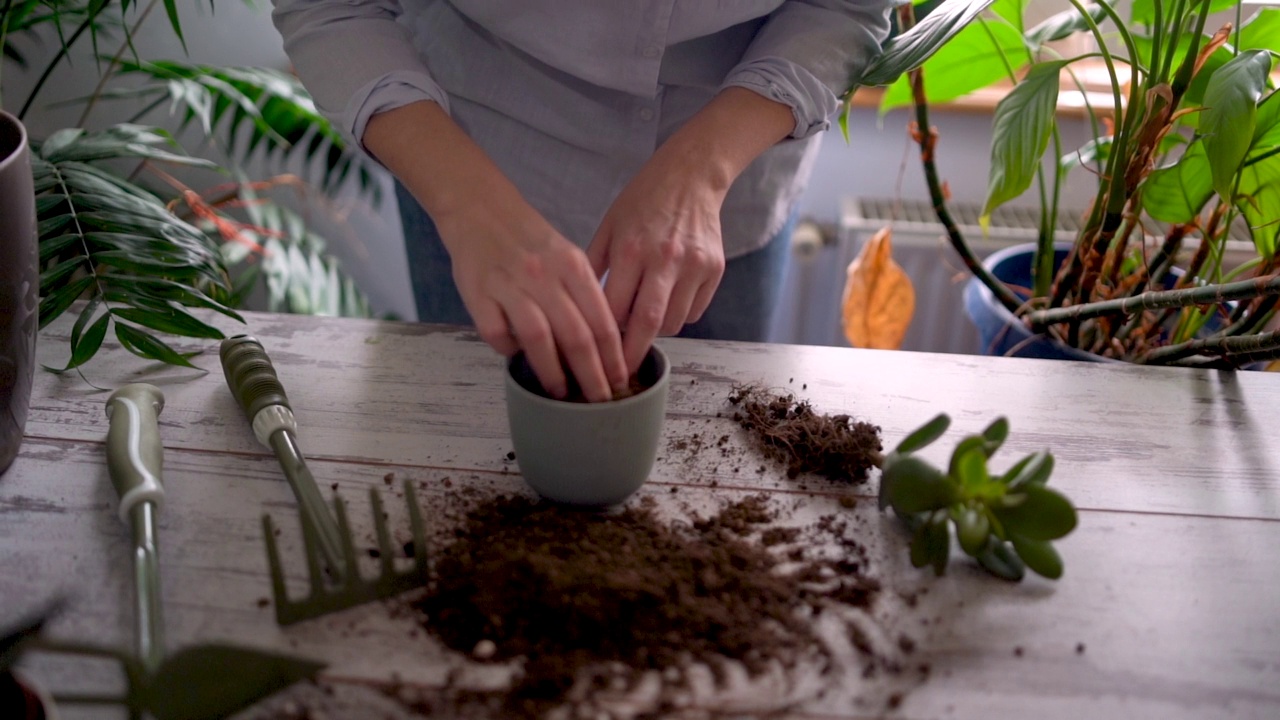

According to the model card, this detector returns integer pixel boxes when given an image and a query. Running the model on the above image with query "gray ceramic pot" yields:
[0,110,38,476]
[505,345,671,507]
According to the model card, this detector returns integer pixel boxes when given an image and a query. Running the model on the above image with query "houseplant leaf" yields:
[1142,139,1214,223]
[995,484,1077,541]
[894,413,951,455]
[1237,8,1280,54]
[1129,0,1238,25]
[1200,50,1273,202]
[883,456,956,514]
[981,60,1065,228]
[859,0,998,87]
[879,20,1028,113]
[1236,150,1280,260]
[989,0,1029,32]
[1025,3,1105,47]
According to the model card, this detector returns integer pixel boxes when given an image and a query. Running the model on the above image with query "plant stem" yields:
[78,0,162,128]
[1028,274,1280,328]
[897,3,1022,314]
[17,2,114,120]
[1160,0,1188,82]
[1142,328,1280,365]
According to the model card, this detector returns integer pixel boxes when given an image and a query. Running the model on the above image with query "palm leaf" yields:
[218,197,373,319]
[32,123,245,370]
[111,59,382,206]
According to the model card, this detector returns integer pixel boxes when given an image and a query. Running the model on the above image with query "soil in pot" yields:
[513,351,662,403]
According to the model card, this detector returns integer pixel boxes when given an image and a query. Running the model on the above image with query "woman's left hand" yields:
[587,87,796,373]
[587,153,727,374]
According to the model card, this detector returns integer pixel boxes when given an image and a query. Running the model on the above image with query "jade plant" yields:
[879,414,1077,580]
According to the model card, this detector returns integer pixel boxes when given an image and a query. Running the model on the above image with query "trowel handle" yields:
[220,335,291,422]
[105,384,166,524]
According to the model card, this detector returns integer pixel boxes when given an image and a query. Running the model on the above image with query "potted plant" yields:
[0,0,378,375]
[848,0,1280,368]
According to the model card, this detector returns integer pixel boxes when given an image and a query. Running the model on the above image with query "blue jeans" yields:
[396,181,795,343]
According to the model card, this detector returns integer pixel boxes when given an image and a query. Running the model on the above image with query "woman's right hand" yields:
[435,196,629,403]
[364,101,627,402]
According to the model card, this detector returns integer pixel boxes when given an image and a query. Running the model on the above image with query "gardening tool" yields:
[219,335,346,581]
[103,383,324,720]
[219,336,432,626]
[263,479,429,625]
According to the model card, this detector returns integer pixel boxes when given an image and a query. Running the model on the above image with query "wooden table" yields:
[3,310,1278,719]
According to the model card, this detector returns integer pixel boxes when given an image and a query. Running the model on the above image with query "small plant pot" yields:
[0,670,59,720]
[505,346,671,507]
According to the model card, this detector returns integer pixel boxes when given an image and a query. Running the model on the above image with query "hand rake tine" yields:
[262,514,292,624]
[332,494,361,588]
[298,507,326,596]
[369,487,395,579]
[403,479,428,575]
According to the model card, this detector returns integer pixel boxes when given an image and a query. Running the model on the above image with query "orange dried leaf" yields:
[841,227,916,350]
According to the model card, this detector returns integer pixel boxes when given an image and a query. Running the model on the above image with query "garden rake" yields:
[220,335,432,626]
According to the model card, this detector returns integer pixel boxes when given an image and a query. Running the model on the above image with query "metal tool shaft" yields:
[268,429,346,579]
[130,500,165,675]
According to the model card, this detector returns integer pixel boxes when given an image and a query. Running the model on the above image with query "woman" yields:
[271,0,891,401]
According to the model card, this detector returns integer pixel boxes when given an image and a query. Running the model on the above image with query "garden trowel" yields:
[100,383,324,720]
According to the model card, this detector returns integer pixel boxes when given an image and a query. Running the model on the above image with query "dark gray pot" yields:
[1,110,38,476]
[506,346,670,507]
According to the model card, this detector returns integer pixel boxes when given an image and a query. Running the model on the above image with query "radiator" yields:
[769,197,1077,354]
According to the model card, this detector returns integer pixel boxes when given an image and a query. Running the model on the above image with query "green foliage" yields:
[849,0,1280,368]
[32,126,244,370]
[111,59,382,205]
[1200,50,1272,201]
[859,0,997,87]
[981,60,1064,227]
[4,0,380,371]
[879,414,1076,581]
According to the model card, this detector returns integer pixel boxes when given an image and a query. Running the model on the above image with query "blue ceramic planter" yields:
[963,243,1107,362]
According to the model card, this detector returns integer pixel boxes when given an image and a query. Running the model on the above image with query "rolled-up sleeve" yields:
[271,0,450,148]
[721,0,893,139]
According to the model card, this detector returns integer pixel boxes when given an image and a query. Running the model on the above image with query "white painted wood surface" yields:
[3,310,1279,719]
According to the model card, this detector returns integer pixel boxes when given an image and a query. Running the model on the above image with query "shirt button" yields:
[641,45,660,59]
[638,107,655,122]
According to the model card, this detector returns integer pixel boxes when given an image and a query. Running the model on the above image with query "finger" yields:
[561,257,629,392]
[687,276,720,324]
[660,276,701,336]
[529,280,615,403]
[466,296,520,357]
[586,221,612,280]
[622,269,676,373]
[496,286,567,399]
[601,239,644,327]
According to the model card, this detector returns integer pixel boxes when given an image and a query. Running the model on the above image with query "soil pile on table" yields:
[412,493,881,718]
[729,384,883,483]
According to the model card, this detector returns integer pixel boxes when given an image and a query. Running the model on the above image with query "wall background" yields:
[7,0,1179,322]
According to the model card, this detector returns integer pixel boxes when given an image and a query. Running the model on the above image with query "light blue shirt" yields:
[272,0,891,257]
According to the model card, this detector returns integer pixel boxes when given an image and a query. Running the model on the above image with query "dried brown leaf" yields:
[841,227,916,350]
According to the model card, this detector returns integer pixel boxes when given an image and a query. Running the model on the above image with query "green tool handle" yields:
[105,384,166,522]
[104,383,167,674]
[220,335,291,428]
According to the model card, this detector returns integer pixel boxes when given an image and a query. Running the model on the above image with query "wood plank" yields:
[27,311,1280,522]
[4,438,1278,719]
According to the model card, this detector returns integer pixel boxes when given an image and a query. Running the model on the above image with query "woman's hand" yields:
[438,196,629,402]
[587,155,727,373]
[365,101,628,402]
[587,87,796,373]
